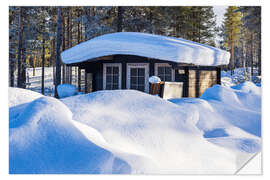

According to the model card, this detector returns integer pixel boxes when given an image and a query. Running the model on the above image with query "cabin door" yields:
[127,63,149,93]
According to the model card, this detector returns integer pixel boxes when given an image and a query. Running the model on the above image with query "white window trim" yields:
[103,63,122,90]
[154,63,175,81]
[126,63,149,93]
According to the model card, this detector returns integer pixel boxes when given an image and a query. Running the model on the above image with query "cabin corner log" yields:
[216,67,221,85]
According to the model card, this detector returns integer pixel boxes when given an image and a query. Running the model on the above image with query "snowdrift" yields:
[9,83,261,174]
[9,87,44,127]
[9,87,43,108]
[170,83,261,154]
[62,90,239,174]
[9,94,131,174]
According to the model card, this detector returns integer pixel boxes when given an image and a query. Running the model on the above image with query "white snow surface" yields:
[61,32,230,66]
[9,82,261,174]
[9,87,43,108]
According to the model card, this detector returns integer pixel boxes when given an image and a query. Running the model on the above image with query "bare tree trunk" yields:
[69,8,73,84]
[230,40,234,76]
[258,34,261,76]
[251,33,254,77]
[55,7,62,98]
[149,8,153,34]
[41,32,45,94]
[21,47,26,88]
[9,59,15,87]
[77,9,81,91]
[245,40,249,74]
[51,38,56,85]
[33,56,36,76]
[17,7,23,88]
[117,6,123,32]
[9,49,15,87]
[62,14,66,84]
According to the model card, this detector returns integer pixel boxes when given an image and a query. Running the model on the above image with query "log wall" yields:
[188,69,217,98]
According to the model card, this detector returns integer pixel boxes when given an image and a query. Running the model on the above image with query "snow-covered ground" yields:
[24,67,79,96]
[9,80,261,174]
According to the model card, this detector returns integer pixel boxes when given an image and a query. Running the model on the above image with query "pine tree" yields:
[239,6,261,76]
[223,6,242,75]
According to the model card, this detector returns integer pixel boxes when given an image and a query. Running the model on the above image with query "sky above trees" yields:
[213,6,227,27]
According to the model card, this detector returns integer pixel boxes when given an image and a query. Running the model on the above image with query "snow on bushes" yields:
[57,84,78,98]
[221,67,261,86]
[149,76,161,84]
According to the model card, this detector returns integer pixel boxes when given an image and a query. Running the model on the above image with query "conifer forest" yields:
[9,6,261,97]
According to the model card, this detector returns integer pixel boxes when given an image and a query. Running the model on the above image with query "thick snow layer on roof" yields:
[61,32,230,66]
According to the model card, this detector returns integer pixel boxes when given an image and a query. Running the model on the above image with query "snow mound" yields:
[9,87,44,127]
[62,90,239,174]
[200,85,243,106]
[57,84,78,98]
[201,84,261,137]
[9,87,43,108]
[201,84,261,112]
[170,83,261,154]
[9,96,131,174]
[61,32,230,66]
[231,81,261,96]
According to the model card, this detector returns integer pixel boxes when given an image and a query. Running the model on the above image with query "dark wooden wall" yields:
[75,55,221,97]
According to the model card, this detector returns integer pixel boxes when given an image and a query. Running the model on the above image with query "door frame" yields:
[126,63,149,93]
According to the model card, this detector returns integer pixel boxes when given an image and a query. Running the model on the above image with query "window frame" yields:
[126,63,149,93]
[154,63,175,82]
[103,63,122,90]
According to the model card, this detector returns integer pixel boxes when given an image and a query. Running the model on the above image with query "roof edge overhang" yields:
[63,54,226,68]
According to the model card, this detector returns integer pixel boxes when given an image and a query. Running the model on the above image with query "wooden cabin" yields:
[61,32,230,98]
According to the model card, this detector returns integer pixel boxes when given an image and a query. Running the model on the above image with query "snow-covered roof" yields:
[61,32,230,66]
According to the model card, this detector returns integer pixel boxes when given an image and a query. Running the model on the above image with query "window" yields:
[127,63,149,93]
[103,63,122,90]
[130,68,145,92]
[155,63,175,82]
